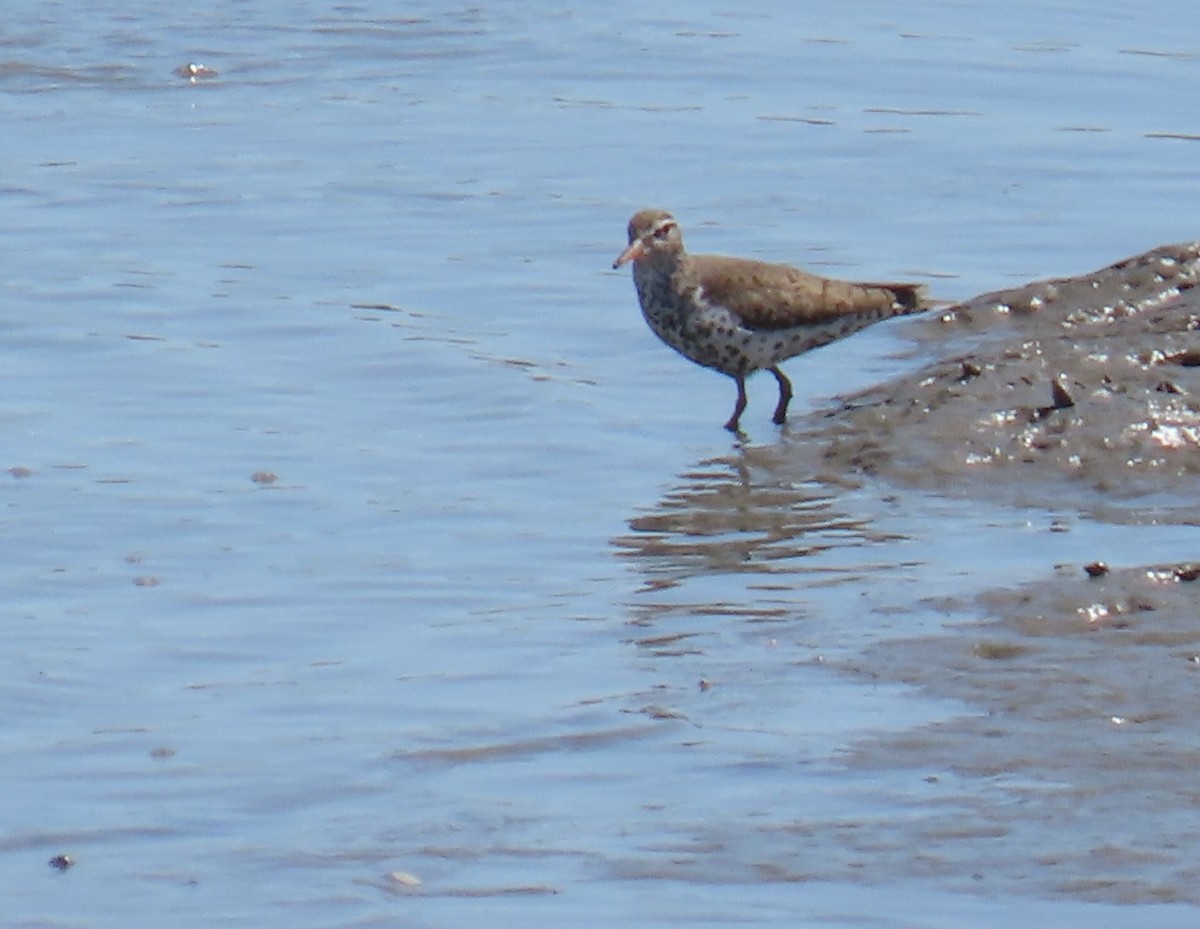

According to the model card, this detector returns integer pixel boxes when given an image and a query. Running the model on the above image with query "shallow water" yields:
[3,2,1200,927]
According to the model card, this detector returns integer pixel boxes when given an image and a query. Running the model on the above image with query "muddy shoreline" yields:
[802,241,1200,516]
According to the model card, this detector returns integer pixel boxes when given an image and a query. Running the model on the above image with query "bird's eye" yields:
[653,224,672,240]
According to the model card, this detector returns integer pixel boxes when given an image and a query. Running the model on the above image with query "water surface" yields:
[3,2,1200,926]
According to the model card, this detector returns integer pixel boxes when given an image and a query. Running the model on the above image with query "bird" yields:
[612,208,927,432]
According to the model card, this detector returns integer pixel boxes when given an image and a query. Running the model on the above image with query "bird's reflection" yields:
[615,442,901,585]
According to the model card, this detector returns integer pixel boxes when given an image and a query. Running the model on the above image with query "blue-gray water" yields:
[4,3,1200,926]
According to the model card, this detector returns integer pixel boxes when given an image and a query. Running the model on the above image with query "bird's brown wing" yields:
[689,254,924,331]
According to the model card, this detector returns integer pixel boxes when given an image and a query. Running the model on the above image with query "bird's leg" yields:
[724,375,748,432]
[769,366,793,425]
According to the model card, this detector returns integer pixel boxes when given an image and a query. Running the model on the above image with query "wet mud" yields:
[801,241,1200,517]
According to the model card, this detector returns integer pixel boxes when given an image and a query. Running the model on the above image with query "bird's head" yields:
[612,209,683,270]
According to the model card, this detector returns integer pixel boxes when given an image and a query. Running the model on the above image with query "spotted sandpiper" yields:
[613,208,927,432]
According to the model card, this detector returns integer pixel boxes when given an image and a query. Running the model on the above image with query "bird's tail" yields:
[857,282,928,314]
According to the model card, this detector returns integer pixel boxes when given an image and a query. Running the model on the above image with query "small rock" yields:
[959,359,983,380]
[49,854,75,871]
[176,62,218,82]
[1084,561,1109,578]
[1050,377,1075,410]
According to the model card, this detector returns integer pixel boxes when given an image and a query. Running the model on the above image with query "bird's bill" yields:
[612,240,644,269]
